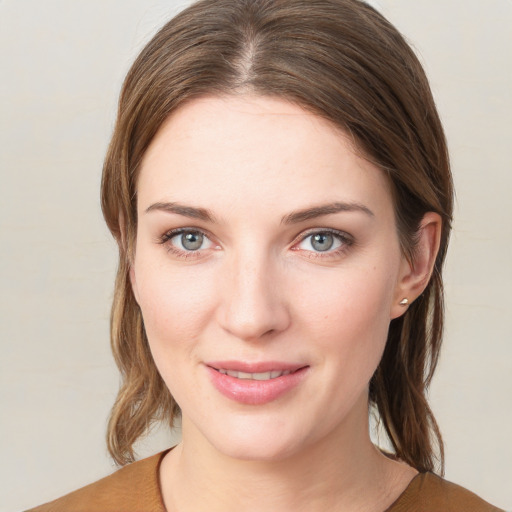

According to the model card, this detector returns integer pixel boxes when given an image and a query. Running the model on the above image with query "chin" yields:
[197,413,314,463]
[214,436,302,462]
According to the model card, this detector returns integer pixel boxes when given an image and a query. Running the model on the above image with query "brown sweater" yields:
[26,449,504,512]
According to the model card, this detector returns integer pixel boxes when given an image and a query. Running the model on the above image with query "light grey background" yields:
[1,1,511,510]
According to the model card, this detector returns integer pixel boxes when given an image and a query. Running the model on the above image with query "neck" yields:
[159,398,416,512]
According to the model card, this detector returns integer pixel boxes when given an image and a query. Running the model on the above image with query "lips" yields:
[206,361,308,405]
[217,369,292,380]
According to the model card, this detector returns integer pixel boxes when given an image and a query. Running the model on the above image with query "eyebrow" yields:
[145,200,374,224]
[281,202,374,224]
[145,202,217,223]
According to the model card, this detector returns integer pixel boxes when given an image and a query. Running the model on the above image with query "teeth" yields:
[219,369,292,380]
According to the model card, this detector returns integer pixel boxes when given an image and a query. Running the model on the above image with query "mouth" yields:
[206,362,309,405]
[216,369,293,380]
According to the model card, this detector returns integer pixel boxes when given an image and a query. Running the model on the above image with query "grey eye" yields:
[181,231,204,250]
[310,233,334,251]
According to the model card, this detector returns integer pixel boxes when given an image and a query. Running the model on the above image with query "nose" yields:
[216,250,291,341]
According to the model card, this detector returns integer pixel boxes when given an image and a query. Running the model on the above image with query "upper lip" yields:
[206,361,307,373]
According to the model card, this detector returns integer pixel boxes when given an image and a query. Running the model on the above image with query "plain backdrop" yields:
[1,1,511,510]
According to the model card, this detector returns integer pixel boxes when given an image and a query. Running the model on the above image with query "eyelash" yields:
[292,228,354,259]
[157,228,216,260]
[157,227,354,260]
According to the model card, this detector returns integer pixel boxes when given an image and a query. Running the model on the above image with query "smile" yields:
[216,369,292,380]
[206,363,309,405]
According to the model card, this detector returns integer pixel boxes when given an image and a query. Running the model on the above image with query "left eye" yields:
[169,230,213,251]
[297,231,345,252]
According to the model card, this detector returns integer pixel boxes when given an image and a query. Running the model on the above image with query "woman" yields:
[27,0,504,510]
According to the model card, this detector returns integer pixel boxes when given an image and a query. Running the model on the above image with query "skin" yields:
[131,95,441,512]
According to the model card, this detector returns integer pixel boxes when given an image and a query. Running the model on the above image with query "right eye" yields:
[168,230,212,251]
[173,231,209,251]
[159,228,216,257]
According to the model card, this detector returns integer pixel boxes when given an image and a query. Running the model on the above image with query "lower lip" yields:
[206,366,309,405]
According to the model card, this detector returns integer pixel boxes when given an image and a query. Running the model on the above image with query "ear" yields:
[390,212,442,319]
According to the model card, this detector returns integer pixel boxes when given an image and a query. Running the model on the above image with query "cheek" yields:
[132,260,219,404]
[293,262,397,370]
[295,262,396,328]
[133,257,216,349]
[294,265,397,421]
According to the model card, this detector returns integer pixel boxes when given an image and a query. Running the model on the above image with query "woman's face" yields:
[132,95,409,460]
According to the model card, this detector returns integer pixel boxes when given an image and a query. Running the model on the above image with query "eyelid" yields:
[159,227,208,243]
[157,227,219,258]
[292,227,354,244]
[291,227,354,256]
[157,226,354,259]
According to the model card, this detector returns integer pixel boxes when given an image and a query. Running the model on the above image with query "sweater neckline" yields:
[153,447,427,512]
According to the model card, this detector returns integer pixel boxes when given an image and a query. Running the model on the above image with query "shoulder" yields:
[25,450,169,512]
[389,472,505,512]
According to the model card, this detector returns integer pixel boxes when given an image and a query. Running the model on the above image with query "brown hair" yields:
[101,0,453,472]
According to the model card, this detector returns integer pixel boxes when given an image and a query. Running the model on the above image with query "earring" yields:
[399,298,409,306]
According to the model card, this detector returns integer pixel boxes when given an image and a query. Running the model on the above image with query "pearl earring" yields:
[399,298,409,306]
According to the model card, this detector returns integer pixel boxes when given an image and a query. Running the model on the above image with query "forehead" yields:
[137,95,393,219]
